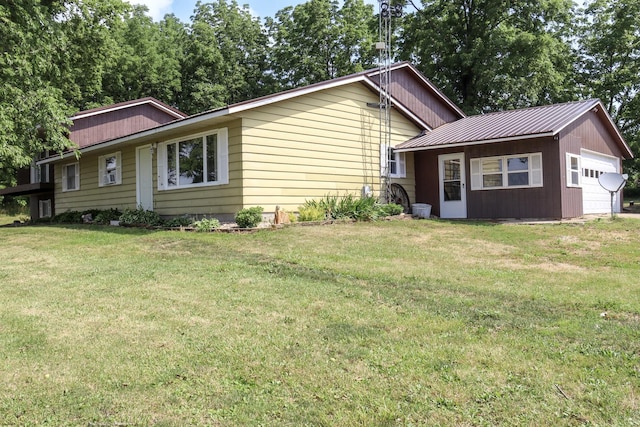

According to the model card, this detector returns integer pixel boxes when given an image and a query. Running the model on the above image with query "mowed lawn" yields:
[1,218,639,426]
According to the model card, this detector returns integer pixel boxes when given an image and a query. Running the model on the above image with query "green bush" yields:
[165,216,193,228]
[297,205,326,222]
[51,210,83,223]
[193,217,221,232]
[94,209,122,224]
[301,194,381,221]
[377,203,404,217]
[119,207,164,227]
[235,206,264,228]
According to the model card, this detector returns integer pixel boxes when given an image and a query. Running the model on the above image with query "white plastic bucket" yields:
[412,203,432,219]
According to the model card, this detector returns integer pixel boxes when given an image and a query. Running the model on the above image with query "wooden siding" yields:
[415,138,563,219]
[369,68,461,129]
[559,111,625,217]
[239,83,420,212]
[153,119,244,216]
[70,104,179,148]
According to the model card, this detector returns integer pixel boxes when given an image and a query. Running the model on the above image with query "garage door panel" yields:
[581,151,619,214]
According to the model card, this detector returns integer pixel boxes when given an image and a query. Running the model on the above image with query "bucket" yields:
[411,203,432,219]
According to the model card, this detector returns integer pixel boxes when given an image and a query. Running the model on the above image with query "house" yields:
[396,99,633,219]
[2,62,633,222]
[0,97,187,220]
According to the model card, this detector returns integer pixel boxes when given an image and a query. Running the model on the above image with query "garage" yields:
[581,150,620,214]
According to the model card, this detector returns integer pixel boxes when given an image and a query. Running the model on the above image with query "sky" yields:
[124,0,379,22]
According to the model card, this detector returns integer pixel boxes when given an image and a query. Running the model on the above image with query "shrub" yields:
[193,217,221,232]
[94,209,122,224]
[301,194,380,221]
[165,216,193,228]
[51,210,83,224]
[119,207,164,227]
[377,203,404,217]
[235,206,264,228]
[297,205,326,222]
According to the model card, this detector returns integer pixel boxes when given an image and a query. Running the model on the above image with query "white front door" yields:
[439,153,467,219]
[136,145,154,211]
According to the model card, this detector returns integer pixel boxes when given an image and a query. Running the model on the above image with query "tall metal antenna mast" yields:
[377,0,402,202]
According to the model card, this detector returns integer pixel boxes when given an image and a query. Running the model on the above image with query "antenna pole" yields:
[377,1,402,203]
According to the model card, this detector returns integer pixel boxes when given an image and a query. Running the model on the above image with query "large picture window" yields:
[98,152,122,187]
[158,129,229,190]
[471,153,542,190]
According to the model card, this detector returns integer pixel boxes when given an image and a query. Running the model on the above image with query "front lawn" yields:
[1,219,639,425]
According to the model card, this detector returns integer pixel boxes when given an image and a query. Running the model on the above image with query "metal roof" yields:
[397,99,608,150]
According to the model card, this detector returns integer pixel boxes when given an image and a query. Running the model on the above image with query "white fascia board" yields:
[37,108,231,165]
[71,99,185,120]
[553,100,633,159]
[394,132,554,153]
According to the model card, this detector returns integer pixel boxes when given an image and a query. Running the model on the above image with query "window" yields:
[158,129,229,190]
[471,153,542,190]
[98,152,122,187]
[566,153,581,187]
[39,200,52,218]
[380,144,406,178]
[62,162,80,192]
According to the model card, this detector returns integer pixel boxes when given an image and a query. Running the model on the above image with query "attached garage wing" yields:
[581,150,620,214]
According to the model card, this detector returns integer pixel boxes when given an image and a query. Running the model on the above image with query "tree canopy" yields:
[1,0,638,186]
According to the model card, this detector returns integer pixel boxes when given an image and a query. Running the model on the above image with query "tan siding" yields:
[152,119,244,216]
[241,82,420,212]
[55,145,138,213]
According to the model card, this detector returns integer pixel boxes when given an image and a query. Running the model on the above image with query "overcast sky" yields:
[124,0,380,22]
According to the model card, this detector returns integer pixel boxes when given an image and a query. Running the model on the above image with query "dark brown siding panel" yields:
[465,139,562,219]
[17,168,31,185]
[370,69,461,129]
[69,104,179,148]
[562,111,626,158]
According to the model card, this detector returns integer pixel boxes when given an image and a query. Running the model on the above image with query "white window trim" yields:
[39,199,52,218]
[380,144,406,178]
[61,162,80,192]
[98,151,122,187]
[566,153,582,188]
[157,128,229,191]
[471,153,543,191]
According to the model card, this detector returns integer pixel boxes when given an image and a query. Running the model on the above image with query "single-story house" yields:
[1,62,633,221]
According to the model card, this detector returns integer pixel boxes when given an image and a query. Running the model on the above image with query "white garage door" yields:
[581,150,620,214]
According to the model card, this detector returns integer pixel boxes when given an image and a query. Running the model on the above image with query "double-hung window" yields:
[471,153,543,190]
[158,128,229,190]
[98,152,122,187]
[380,144,406,178]
[566,153,581,187]
[62,162,80,192]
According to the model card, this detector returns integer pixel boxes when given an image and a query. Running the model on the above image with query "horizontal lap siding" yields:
[153,119,244,216]
[55,145,138,213]
[241,83,419,212]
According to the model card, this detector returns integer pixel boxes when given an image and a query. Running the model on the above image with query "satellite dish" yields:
[598,173,628,218]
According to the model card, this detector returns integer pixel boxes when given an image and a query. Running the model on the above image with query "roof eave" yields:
[394,132,555,152]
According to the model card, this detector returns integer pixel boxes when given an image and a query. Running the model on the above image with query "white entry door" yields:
[439,153,467,219]
[136,145,154,211]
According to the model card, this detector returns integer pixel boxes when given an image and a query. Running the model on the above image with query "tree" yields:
[399,0,577,114]
[0,0,75,173]
[266,0,377,90]
[576,0,640,186]
[101,7,186,107]
[180,0,272,114]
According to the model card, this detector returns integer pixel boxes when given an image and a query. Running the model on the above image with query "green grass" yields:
[1,219,639,426]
